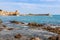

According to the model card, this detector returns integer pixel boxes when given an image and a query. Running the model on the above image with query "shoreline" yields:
[0,20,60,40]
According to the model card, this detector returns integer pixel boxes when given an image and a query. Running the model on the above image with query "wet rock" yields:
[42,26,60,34]
[2,25,6,28]
[7,28,14,30]
[0,28,3,31]
[10,20,20,24]
[30,37,42,40]
[10,20,24,24]
[55,27,60,30]
[48,36,58,40]
[48,35,60,40]
[28,22,44,27]
[14,34,22,39]
[57,35,60,40]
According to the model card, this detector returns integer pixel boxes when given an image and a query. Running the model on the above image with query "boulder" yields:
[14,34,22,39]
[7,28,14,30]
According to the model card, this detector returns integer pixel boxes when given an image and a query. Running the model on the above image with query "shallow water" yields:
[0,15,60,25]
[0,15,59,40]
[0,28,57,40]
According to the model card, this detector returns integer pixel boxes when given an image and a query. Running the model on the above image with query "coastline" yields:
[0,20,59,40]
[0,15,59,40]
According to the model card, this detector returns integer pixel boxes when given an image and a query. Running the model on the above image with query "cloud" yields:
[0,2,60,8]
[0,2,60,14]
[16,2,60,8]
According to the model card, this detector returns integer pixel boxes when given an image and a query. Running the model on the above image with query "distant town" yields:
[0,9,51,16]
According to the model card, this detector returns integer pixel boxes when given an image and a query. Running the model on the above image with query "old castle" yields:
[0,9,19,16]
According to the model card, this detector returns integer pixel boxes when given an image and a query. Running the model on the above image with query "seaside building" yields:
[0,10,19,16]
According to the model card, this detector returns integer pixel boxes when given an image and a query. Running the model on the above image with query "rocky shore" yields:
[0,20,60,40]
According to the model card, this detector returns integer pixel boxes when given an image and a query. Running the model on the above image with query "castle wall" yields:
[0,10,19,16]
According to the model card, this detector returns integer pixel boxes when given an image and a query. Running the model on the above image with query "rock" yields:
[48,35,60,40]
[42,26,60,34]
[7,28,14,30]
[28,22,43,27]
[2,25,6,28]
[48,36,58,40]
[10,21,20,24]
[0,28,3,31]
[55,27,60,30]
[30,37,42,40]
[10,20,24,24]
[56,35,60,40]
[14,34,22,39]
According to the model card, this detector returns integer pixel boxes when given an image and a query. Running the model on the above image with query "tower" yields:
[15,10,19,16]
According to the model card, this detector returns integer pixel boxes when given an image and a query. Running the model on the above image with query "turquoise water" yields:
[0,15,60,25]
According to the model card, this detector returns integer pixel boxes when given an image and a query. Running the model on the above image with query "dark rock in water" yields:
[48,36,58,40]
[30,37,42,40]
[48,35,60,40]
[14,34,22,39]
[2,25,6,28]
[0,28,3,31]
[10,21,20,24]
[7,28,14,30]
[10,20,24,24]
[28,22,44,27]
[42,26,60,34]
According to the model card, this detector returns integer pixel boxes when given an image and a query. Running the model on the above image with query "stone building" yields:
[0,10,19,16]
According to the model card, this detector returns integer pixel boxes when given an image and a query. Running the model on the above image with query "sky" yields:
[0,0,60,15]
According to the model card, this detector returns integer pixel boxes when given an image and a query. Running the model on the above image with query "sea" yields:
[0,15,60,25]
[0,15,59,40]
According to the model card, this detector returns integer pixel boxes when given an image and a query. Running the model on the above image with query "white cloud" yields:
[0,2,60,8]
[0,2,60,14]
[16,2,60,8]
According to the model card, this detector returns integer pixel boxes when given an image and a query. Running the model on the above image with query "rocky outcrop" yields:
[0,10,19,16]
[10,21,20,24]
[42,26,60,34]
[10,20,24,24]
[7,28,14,30]
[28,22,44,27]
[48,35,60,40]
[27,22,60,35]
